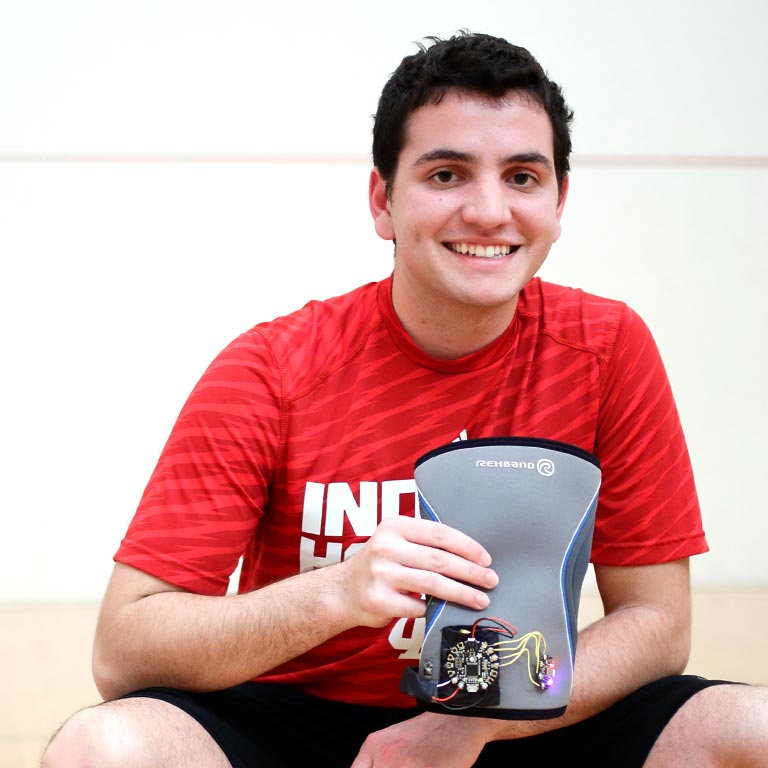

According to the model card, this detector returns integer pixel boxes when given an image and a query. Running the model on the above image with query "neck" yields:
[392,282,518,360]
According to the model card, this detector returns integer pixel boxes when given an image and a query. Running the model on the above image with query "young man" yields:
[44,33,767,767]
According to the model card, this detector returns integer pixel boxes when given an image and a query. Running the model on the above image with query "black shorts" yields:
[123,675,731,768]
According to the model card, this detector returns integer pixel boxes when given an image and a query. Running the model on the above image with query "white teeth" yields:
[449,243,512,258]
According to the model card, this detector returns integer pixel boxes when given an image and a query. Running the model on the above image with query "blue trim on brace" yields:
[559,487,600,662]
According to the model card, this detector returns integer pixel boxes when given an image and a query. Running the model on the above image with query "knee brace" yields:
[400,437,601,719]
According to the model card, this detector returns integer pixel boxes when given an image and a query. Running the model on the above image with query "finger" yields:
[393,517,493,567]
[388,564,492,611]
[396,540,499,590]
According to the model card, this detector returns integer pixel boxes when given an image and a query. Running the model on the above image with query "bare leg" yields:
[645,684,768,768]
[41,697,232,768]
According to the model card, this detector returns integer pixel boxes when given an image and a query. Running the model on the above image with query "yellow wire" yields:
[495,631,548,687]
[467,623,550,689]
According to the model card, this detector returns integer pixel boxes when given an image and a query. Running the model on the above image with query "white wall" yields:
[1,0,766,600]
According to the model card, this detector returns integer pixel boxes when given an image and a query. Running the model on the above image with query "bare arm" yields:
[93,515,498,700]
[518,557,692,731]
[352,558,692,766]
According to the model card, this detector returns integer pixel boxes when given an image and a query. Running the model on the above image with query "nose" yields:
[460,179,513,230]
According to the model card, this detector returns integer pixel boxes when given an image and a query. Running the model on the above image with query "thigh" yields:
[476,676,732,768]
[44,696,232,768]
[125,683,417,768]
[645,683,768,767]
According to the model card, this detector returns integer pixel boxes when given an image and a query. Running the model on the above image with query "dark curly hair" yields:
[372,32,573,195]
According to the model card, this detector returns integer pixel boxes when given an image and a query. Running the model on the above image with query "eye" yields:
[431,169,458,184]
[510,171,535,187]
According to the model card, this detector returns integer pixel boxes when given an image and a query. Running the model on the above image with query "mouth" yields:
[445,242,520,259]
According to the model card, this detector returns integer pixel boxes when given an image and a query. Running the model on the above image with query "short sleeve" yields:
[114,328,284,594]
[591,306,708,565]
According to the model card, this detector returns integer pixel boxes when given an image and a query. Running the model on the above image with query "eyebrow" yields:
[414,149,553,171]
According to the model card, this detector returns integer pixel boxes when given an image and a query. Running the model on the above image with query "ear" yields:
[552,174,570,242]
[369,168,395,241]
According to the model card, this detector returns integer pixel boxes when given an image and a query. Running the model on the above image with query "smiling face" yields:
[369,89,568,357]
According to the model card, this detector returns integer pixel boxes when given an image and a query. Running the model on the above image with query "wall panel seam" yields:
[1,153,767,168]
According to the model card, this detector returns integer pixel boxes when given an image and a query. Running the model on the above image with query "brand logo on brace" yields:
[475,459,534,470]
[536,458,555,477]
[474,457,556,477]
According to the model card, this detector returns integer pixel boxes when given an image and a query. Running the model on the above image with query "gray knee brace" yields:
[400,437,601,719]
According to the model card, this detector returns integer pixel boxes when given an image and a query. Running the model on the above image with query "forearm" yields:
[351,586,692,767]
[93,564,352,699]
[455,559,693,746]
[471,599,690,743]
[94,516,496,700]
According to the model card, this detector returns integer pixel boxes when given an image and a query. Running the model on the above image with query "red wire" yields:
[432,687,461,703]
[471,617,518,637]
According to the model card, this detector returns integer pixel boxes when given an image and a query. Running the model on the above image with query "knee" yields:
[649,684,768,768]
[42,703,145,768]
[42,706,98,767]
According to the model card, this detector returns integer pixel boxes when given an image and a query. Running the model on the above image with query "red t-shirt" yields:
[116,276,707,706]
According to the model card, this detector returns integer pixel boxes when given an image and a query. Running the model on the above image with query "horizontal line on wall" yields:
[0,732,50,743]
[1,152,767,168]
[0,152,371,165]
[573,154,768,168]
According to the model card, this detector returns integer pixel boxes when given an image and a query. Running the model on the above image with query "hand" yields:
[334,516,498,629]
[351,711,488,768]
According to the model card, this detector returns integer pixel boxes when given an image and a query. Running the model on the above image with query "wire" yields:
[471,616,518,638]
[438,689,493,711]
[431,619,553,706]
[432,686,460,703]
[494,630,548,687]
[499,643,540,687]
